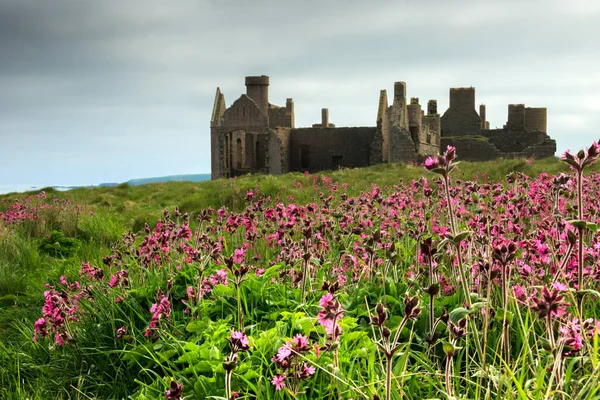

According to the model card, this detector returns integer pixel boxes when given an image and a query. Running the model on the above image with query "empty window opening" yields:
[332,155,343,170]
[299,145,310,170]
[236,138,242,169]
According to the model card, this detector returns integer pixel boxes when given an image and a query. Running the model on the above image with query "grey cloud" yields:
[0,0,598,185]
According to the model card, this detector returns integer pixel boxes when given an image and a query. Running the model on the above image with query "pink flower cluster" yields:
[317,293,344,337]
[79,262,104,281]
[271,334,316,391]
[34,278,87,345]
[108,270,129,288]
[186,269,228,305]
[0,191,82,227]
[144,289,172,339]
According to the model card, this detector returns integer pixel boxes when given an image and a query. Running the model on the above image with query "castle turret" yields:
[394,81,407,104]
[285,98,295,128]
[507,104,526,131]
[479,104,487,130]
[321,108,329,127]
[245,75,269,116]
[449,87,475,110]
[427,100,437,115]
[407,98,422,146]
[524,107,547,132]
[440,87,482,136]
[377,90,390,162]
[408,98,422,127]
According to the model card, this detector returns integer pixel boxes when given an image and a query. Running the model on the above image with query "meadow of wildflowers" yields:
[1,148,600,399]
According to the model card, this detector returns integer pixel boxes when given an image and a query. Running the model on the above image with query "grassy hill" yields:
[0,156,587,226]
[2,156,599,398]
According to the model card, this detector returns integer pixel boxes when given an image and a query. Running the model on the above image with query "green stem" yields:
[445,355,453,398]
[577,168,585,317]
[236,283,243,331]
[225,370,232,400]
[385,354,393,400]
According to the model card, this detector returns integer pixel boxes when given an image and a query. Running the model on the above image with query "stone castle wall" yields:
[442,131,557,161]
[388,127,418,163]
[267,128,291,175]
[484,129,550,153]
[289,127,377,172]
[268,106,288,129]
[441,88,482,136]
[441,136,501,161]
[210,76,557,179]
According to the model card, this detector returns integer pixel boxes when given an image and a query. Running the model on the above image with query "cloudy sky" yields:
[1,0,599,186]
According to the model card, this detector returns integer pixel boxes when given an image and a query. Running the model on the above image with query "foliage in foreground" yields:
[2,151,600,399]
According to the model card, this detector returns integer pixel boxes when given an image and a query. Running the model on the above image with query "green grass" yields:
[1,157,599,399]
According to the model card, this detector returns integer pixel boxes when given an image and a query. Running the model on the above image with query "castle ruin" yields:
[210,76,556,179]
[440,87,556,161]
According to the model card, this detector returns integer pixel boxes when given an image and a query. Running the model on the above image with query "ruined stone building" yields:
[440,87,556,161]
[210,76,556,179]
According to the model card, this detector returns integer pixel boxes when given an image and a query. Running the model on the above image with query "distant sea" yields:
[0,173,211,195]
[0,184,75,195]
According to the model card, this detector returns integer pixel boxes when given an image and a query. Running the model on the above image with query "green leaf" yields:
[494,308,513,325]
[243,368,263,380]
[211,284,235,297]
[470,301,487,312]
[561,158,580,169]
[186,319,209,333]
[567,219,587,230]
[449,307,471,323]
[453,231,471,244]
[576,289,600,298]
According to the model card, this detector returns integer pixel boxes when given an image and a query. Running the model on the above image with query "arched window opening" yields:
[236,138,242,169]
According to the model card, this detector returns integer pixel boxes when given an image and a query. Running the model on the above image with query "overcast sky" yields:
[1,0,599,186]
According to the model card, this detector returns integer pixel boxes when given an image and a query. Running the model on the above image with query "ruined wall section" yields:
[441,136,501,161]
[509,139,556,159]
[441,88,482,136]
[211,129,223,180]
[220,95,270,177]
[423,115,440,143]
[376,90,389,163]
[387,126,417,163]
[442,130,557,161]
[210,88,227,180]
[289,127,377,172]
[268,105,287,129]
[222,95,268,129]
[506,104,526,131]
[267,127,291,175]
[389,82,409,131]
[485,129,551,153]
[407,98,422,149]
[285,98,295,128]
[370,128,384,165]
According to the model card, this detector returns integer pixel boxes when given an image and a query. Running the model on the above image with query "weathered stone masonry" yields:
[439,87,556,161]
[210,76,556,179]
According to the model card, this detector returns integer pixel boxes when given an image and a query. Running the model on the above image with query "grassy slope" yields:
[0,156,595,396]
[1,156,588,222]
